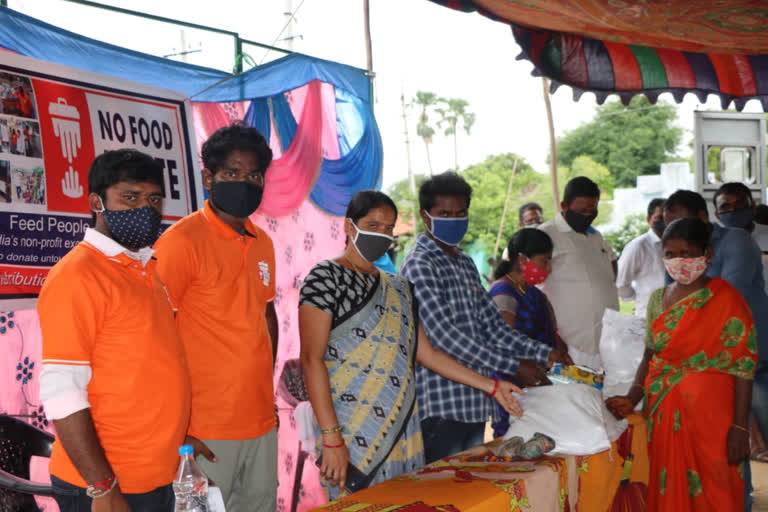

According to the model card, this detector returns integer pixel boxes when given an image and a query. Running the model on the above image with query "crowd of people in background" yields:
[34,122,766,512]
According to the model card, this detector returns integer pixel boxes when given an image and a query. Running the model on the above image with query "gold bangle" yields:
[320,425,344,435]
[732,424,749,433]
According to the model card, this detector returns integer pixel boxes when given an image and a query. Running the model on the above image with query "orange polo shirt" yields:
[153,200,277,440]
[38,242,190,494]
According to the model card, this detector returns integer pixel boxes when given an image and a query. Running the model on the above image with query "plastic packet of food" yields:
[548,363,604,390]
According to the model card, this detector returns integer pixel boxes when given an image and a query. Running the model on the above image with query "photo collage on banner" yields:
[0,72,43,210]
[0,52,202,307]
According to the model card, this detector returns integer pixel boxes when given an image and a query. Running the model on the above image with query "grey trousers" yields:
[197,428,278,512]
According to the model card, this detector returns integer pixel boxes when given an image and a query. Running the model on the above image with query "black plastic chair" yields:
[0,415,55,512]
[276,359,310,512]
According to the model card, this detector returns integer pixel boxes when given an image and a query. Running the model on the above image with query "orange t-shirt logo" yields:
[258,261,270,287]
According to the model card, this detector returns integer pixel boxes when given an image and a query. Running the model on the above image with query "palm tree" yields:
[412,91,438,176]
[436,97,475,170]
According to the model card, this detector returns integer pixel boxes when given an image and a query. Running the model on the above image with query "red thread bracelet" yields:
[485,379,500,398]
[323,441,345,449]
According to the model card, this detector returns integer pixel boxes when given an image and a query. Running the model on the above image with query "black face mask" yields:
[211,181,263,218]
[652,220,666,237]
[563,209,597,234]
[351,224,393,262]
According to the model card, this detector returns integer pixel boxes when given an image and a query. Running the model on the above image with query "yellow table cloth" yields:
[313,413,649,512]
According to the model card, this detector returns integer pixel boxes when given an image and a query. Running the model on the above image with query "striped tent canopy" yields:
[430,0,768,110]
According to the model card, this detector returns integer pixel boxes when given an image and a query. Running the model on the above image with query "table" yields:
[312,414,649,512]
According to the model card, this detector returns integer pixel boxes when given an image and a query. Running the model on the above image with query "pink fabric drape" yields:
[191,101,247,156]
[0,310,57,511]
[259,80,324,218]
[191,79,337,218]
[285,82,340,160]
[252,200,345,511]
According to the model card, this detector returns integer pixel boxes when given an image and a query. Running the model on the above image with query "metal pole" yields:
[60,0,294,72]
[400,90,415,196]
[400,89,418,229]
[363,0,375,102]
[239,38,293,56]
[234,36,243,74]
[284,0,295,52]
[62,0,239,37]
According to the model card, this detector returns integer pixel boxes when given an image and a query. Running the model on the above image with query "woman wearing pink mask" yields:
[489,228,572,437]
[606,217,756,511]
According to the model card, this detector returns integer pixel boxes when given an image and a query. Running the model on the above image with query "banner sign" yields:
[0,52,202,305]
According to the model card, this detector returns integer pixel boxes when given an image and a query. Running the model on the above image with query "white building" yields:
[599,162,694,232]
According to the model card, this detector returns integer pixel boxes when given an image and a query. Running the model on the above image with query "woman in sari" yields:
[489,229,572,436]
[299,190,524,499]
[606,218,756,511]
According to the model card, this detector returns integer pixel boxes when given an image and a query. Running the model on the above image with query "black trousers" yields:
[51,475,174,512]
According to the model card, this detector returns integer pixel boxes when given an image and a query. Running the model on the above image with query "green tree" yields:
[603,213,649,257]
[388,173,428,231]
[387,173,428,266]
[462,153,541,255]
[412,91,438,176]
[387,154,615,260]
[436,97,476,170]
[556,96,683,188]
[560,156,614,227]
[461,154,615,256]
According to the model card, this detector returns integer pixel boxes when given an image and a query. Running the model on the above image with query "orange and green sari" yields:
[644,278,757,511]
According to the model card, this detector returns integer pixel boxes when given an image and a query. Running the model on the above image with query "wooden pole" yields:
[542,78,561,212]
[493,156,519,259]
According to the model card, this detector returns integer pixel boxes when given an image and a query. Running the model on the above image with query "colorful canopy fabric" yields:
[430,0,768,110]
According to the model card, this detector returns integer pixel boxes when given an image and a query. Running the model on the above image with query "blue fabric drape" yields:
[243,98,271,143]
[271,93,298,153]
[335,88,365,156]
[310,103,383,216]
[243,89,383,216]
[194,52,371,103]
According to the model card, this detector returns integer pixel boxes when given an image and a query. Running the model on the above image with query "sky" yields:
[8,0,763,190]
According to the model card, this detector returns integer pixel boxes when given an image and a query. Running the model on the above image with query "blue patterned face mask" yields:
[96,197,163,249]
[424,212,469,246]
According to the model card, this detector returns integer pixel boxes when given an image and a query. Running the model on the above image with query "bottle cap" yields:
[179,444,194,456]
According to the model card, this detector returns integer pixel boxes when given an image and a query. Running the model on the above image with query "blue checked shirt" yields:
[400,234,552,423]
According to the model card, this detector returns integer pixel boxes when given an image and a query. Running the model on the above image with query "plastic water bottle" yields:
[173,444,208,511]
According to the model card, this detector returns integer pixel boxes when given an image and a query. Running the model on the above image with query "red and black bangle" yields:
[485,379,500,398]
[86,474,118,498]
[323,441,345,449]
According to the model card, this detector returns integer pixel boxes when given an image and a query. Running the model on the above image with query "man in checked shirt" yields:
[400,171,568,464]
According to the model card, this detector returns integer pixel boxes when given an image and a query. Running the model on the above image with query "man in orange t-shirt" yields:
[14,85,34,118]
[38,149,190,512]
[154,123,278,511]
